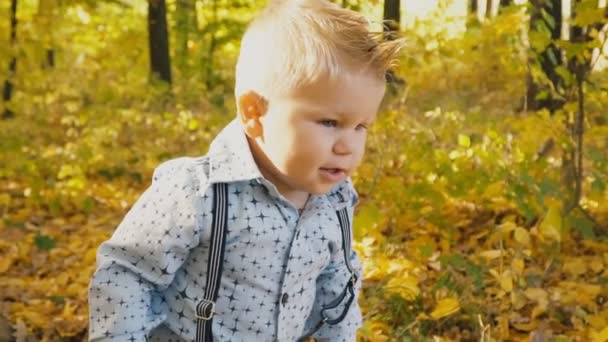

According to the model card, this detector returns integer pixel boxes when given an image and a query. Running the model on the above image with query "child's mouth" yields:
[319,167,346,182]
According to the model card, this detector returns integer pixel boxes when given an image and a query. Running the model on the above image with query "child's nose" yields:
[332,134,356,155]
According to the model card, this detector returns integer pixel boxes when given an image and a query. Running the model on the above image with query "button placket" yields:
[276,197,312,340]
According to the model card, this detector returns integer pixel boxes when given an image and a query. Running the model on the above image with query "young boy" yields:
[88,0,401,341]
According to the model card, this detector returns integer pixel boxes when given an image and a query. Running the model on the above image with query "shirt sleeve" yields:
[88,158,206,341]
[303,204,364,342]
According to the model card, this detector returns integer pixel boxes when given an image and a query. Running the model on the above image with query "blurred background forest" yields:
[1,0,608,341]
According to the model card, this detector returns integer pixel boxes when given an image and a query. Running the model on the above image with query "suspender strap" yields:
[299,206,359,339]
[195,183,228,342]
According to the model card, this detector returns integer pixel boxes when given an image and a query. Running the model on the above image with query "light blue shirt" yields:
[88,119,363,341]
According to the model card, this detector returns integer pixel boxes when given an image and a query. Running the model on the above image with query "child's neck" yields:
[288,192,310,212]
[246,135,310,211]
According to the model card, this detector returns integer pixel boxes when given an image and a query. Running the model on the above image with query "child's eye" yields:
[319,119,337,128]
[356,124,369,131]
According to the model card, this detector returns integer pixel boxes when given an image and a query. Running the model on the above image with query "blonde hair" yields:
[234,0,403,98]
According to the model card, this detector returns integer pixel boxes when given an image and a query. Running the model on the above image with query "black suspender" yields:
[195,183,228,342]
[195,183,359,342]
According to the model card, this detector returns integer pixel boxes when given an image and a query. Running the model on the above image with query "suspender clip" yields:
[195,299,216,320]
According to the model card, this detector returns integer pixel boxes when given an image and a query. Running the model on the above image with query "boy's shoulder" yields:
[152,156,211,197]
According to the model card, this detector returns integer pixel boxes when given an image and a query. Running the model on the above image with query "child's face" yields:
[243,71,385,204]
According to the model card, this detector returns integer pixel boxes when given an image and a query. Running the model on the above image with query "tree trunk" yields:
[487,0,501,18]
[383,0,400,38]
[561,0,607,214]
[2,0,18,119]
[526,0,566,112]
[590,0,608,71]
[476,0,488,21]
[175,0,194,71]
[204,0,219,89]
[383,0,402,86]
[470,0,513,21]
[148,0,172,84]
[37,0,56,68]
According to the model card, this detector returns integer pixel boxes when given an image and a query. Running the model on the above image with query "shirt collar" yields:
[206,118,263,184]
[326,177,359,210]
[203,118,358,210]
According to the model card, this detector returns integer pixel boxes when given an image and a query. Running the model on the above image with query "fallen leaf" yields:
[386,274,420,301]
[538,203,562,242]
[430,297,460,320]
[513,227,531,246]
[592,326,608,342]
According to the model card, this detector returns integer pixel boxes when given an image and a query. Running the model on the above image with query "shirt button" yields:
[281,293,289,306]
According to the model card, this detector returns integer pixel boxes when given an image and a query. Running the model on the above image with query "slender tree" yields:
[527,0,608,219]
[470,0,514,20]
[383,0,403,86]
[383,0,400,39]
[175,0,194,71]
[148,0,172,84]
[527,0,566,112]
[204,0,219,89]
[37,0,56,68]
[561,0,608,214]
[487,0,501,17]
[2,0,18,119]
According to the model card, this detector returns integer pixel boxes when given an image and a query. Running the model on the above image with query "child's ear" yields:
[238,91,268,140]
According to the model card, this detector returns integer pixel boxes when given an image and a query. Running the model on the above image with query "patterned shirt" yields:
[88,119,363,341]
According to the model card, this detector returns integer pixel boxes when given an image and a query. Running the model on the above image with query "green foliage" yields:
[34,233,56,251]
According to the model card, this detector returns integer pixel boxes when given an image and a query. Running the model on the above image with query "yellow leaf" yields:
[483,181,504,198]
[530,304,547,319]
[490,268,514,292]
[511,290,527,310]
[524,288,548,309]
[386,274,420,301]
[512,320,538,332]
[187,119,199,131]
[387,259,417,274]
[363,256,387,281]
[588,313,608,330]
[512,258,525,276]
[458,134,471,148]
[360,320,390,342]
[513,227,531,246]
[498,315,510,338]
[0,258,12,274]
[562,257,587,277]
[538,203,563,242]
[83,248,97,265]
[430,297,460,320]
[524,287,548,300]
[499,271,513,292]
[479,249,503,259]
[592,326,608,342]
[558,281,601,307]
[589,257,604,274]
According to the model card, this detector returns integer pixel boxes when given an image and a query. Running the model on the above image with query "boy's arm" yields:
[88,158,206,341]
[304,202,364,341]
